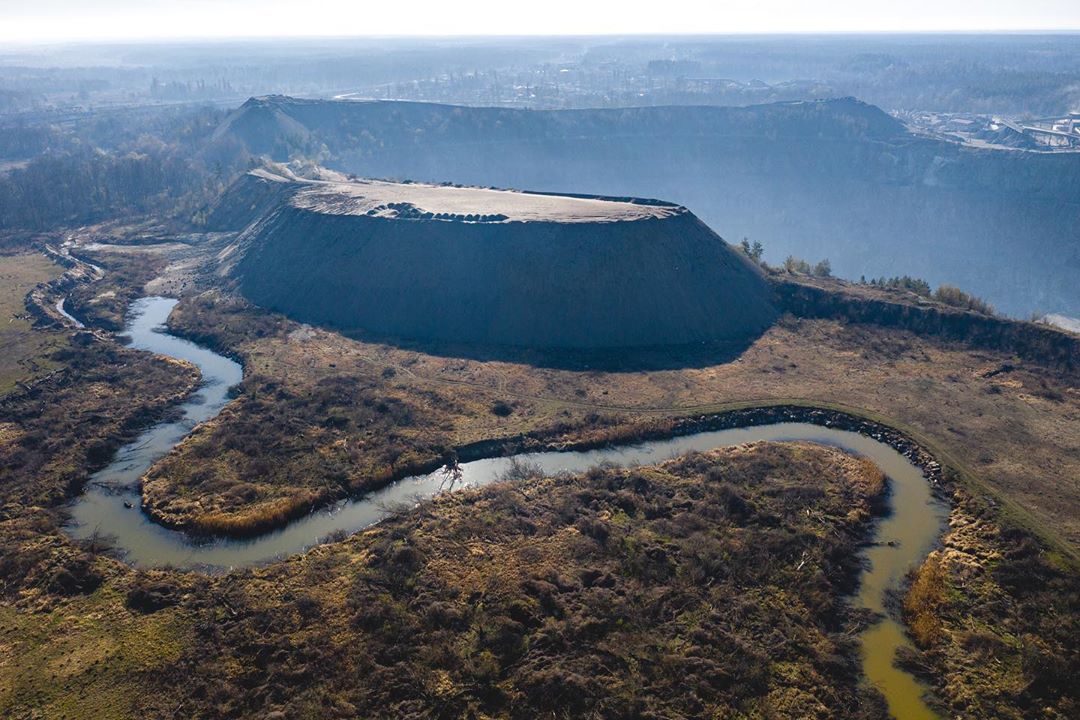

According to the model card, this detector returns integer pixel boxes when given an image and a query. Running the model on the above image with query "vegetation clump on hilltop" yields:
[860,274,996,315]
[738,238,998,316]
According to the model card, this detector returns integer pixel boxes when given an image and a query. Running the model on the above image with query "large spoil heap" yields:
[216,170,778,348]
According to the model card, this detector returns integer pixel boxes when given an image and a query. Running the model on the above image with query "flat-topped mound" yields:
[221,171,778,349]
[291,177,681,223]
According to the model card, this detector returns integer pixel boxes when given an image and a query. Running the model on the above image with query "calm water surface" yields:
[54,297,84,328]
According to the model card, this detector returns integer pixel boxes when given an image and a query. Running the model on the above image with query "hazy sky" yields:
[2,0,1079,43]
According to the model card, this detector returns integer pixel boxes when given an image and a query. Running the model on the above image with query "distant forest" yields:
[1,35,1079,115]
[0,107,246,232]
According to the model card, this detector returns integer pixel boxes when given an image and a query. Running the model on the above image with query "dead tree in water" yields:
[440,450,463,491]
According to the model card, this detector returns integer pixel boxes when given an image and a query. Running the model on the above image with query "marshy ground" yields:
[3,442,892,719]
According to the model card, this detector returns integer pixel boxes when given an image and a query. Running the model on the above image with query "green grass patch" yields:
[0,253,68,395]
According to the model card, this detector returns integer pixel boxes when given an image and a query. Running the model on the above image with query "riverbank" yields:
[900,488,1080,719]
[65,297,243,563]
[2,267,1075,717]
[150,290,1079,554]
[58,295,951,715]
[55,300,946,567]
[145,399,949,540]
[7,441,906,719]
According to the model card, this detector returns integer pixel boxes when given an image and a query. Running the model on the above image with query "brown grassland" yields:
[2,442,894,719]
[0,238,1077,719]
[151,290,1079,555]
[899,487,1079,719]
[65,247,168,331]
[0,253,67,394]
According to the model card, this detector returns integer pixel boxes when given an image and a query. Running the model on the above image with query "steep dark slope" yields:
[225,174,778,348]
[213,97,1080,318]
[203,167,298,231]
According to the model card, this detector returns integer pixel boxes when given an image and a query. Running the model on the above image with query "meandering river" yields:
[65,295,947,719]
[54,297,84,328]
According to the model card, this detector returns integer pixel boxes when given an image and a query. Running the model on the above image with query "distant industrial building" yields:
[1015,112,1080,148]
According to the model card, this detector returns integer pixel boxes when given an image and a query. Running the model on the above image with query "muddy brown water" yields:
[65,296,946,718]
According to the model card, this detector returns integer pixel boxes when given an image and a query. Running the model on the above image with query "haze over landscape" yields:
[4,1,1080,41]
[0,3,1077,720]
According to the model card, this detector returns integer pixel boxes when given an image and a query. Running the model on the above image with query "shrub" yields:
[903,553,946,647]
[739,238,766,266]
[865,275,932,296]
[934,284,995,315]
[126,576,182,613]
[813,259,832,277]
[782,255,832,277]
[46,555,103,596]
[783,255,813,274]
[498,457,544,483]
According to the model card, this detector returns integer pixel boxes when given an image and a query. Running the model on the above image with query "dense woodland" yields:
[0,106,245,233]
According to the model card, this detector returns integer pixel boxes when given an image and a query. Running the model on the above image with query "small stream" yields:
[65,295,947,719]
[54,297,84,328]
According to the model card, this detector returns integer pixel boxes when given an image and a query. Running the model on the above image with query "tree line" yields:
[739,238,994,315]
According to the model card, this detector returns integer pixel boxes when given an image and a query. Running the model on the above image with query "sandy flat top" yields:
[288,178,682,223]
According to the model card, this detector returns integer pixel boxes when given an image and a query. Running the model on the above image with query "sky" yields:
[2,0,1079,43]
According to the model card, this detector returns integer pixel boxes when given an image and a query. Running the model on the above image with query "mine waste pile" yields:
[212,169,778,348]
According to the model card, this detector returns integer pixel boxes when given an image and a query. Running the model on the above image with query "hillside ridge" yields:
[207,95,1080,319]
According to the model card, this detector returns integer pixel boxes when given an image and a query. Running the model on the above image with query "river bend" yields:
[65,295,947,718]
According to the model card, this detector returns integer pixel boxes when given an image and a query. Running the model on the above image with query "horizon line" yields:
[4,29,1080,48]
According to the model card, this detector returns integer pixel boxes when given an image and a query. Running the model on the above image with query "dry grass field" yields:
[0,442,894,719]
[0,253,66,395]
[0,238,1076,719]
[152,293,1079,557]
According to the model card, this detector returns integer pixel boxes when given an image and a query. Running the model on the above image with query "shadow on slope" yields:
[341,325,762,372]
